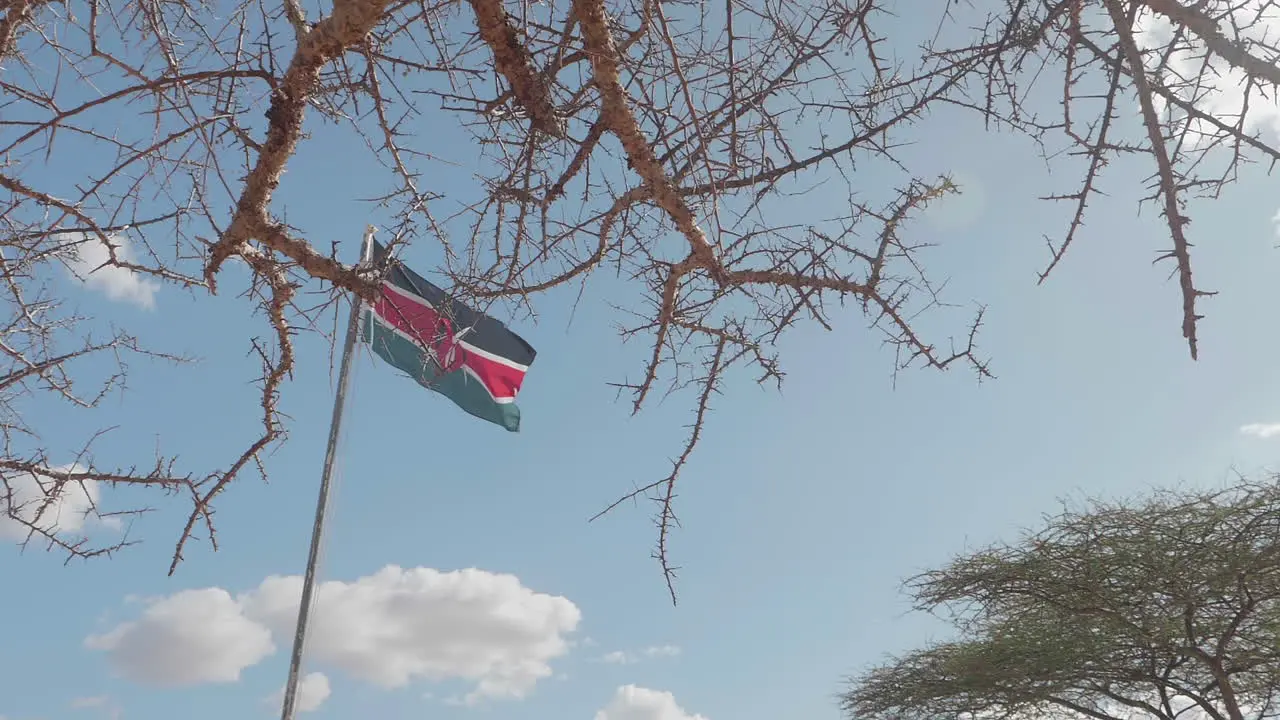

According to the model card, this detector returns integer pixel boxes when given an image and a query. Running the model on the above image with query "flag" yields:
[360,241,537,432]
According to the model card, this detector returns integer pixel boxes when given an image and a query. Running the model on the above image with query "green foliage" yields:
[843,481,1280,720]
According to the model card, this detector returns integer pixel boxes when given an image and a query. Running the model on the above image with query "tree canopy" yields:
[4,0,1280,591]
[843,480,1280,720]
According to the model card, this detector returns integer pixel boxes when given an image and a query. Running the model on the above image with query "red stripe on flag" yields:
[371,287,527,400]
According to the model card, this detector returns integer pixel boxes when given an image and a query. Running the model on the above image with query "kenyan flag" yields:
[360,241,536,432]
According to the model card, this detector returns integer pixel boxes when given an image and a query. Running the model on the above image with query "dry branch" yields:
[468,0,566,137]
[2,0,1271,595]
[0,0,49,58]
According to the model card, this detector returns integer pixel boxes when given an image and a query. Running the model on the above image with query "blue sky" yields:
[6,3,1280,720]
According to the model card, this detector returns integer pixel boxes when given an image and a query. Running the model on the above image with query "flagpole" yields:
[279,225,376,720]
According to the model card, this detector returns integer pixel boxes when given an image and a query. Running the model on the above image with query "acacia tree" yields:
[1,0,1277,595]
[842,480,1280,720]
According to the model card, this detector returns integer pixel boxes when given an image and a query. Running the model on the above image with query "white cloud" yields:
[1134,2,1280,143]
[0,464,118,541]
[70,695,123,720]
[89,565,580,703]
[1240,423,1280,438]
[85,588,275,686]
[265,672,331,714]
[595,686,707,720]
[598,645,681,665]
[60,232,159,309]
[243,566,581,702]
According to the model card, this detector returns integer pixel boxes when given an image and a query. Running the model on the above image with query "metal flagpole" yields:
[279,226,376,720]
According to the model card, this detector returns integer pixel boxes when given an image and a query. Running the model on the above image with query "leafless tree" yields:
[924,0,1280,359]
[2,0,1273,598]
